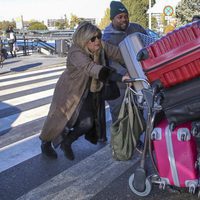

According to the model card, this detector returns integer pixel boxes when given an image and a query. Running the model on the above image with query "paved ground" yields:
[0,52,66,75]
[0,52,199,200]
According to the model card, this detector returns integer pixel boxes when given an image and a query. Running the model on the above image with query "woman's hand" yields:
[122,73,130,82]
[122,74,134,87]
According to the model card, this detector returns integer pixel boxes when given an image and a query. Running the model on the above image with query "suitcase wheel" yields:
[129,173,152,197]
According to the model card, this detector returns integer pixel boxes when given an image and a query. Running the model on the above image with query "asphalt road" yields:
[0,53,199,200]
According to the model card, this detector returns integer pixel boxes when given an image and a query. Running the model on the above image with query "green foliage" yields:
[151,0,156,7]
[98,8,110,30]
[98,0,156,30]
[0,21,16,31]
[28,21,48,30]
[176,0,200,24]
[121,0,156,28]
[55,21,65,29]
[55,19,69,30]
[69,14,80,29]
[151,16,158,30]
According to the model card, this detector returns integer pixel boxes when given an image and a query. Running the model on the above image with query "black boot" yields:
[60,141,75,160]
[41,141,57,159]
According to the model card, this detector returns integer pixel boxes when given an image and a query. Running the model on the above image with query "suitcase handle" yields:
[137,48,149,61]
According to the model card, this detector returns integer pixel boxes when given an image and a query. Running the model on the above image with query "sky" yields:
[0,0,182,23]
[0,0,115,23]
[149,0,181,13]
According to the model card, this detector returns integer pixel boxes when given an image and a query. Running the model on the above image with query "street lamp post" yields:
[21,15,27,56]
[149,0,152,29]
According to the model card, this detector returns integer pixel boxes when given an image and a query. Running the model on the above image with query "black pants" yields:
[8,42,16,57]
[63,92,95,144]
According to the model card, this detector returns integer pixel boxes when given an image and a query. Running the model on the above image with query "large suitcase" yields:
[152,119,198,188]
[161,77,200,126]
[119,32,156,92]
[139,21,200,88]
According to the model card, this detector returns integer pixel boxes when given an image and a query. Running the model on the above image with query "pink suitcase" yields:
[152,119,198,188]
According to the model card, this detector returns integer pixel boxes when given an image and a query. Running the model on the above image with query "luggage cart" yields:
[119,22,200,196]
[125,78,200,197]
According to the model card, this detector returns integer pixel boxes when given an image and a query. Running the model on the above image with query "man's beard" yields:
[120,22,128,30]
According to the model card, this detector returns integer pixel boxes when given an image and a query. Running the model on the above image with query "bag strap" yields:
[128,89,144,131]
[127,89,134,130]
[127,89,136,147]
[117,87,129,119]
[117,87,144,132]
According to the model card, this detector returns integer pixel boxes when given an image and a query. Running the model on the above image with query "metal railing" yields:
[0,38,6,68]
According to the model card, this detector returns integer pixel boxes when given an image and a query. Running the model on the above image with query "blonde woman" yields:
[40,22,129,160]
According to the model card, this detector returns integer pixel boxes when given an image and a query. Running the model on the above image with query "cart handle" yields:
[124,78,150,87]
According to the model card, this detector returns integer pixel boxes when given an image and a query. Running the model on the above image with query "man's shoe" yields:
[41,141,57,159]
[60,142,75,160]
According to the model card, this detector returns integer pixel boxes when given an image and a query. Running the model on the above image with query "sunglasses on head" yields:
[90,33,102,42]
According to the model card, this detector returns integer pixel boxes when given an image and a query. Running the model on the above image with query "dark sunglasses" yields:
[90,34,102,42]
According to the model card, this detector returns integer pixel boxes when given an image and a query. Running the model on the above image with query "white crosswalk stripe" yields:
[0,89,54,109]
[0,104,50,133]
[0,66,65,135]
[0,65,134,200]
[0,70,63,87]
[0,65,112,171]
[0,66,64,169]
[1,78,58,96]
[0,65,65,80]
[0,133,40,173]
[17,145,138,200]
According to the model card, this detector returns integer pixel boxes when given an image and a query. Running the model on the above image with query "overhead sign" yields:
[15,16,23,29]
[163,5,174,16]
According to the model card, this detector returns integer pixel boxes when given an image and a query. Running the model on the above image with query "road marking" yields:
[17,145,139,200]
[0,63,113,186]
[0,107,112,173]
[0,65,65,80]
[0,78,58,96]
[0,133,40,173]
[0,104,50,133]
[0,70,63,87]
[0,89,54,109]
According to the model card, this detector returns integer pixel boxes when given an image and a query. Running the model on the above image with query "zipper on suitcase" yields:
[163,96,200,112]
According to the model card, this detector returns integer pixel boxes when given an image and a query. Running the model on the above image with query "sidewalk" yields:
[0,53,66,75]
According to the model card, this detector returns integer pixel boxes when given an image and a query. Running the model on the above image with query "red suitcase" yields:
[152,119,198,188]
[140,21,200,88]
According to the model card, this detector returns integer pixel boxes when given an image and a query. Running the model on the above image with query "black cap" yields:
[110,1,128,20]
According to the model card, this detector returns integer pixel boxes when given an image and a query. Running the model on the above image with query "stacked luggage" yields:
[138,21,200,88]
[120,21,200,196]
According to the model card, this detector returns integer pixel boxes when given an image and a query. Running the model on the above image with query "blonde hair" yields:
[72,21,102,54]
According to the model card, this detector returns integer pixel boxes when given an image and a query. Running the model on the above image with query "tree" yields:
[98,8,110,30]
[65,19,70,29]
[151,16,158,30]
[69,14,80,29]
[0,21,16,31]
[55,21,65,29]
[55,19,69,30]
[99,0,156,30]
[176,0,200,24]
[121,0,156,28]
[28,21,48,30]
